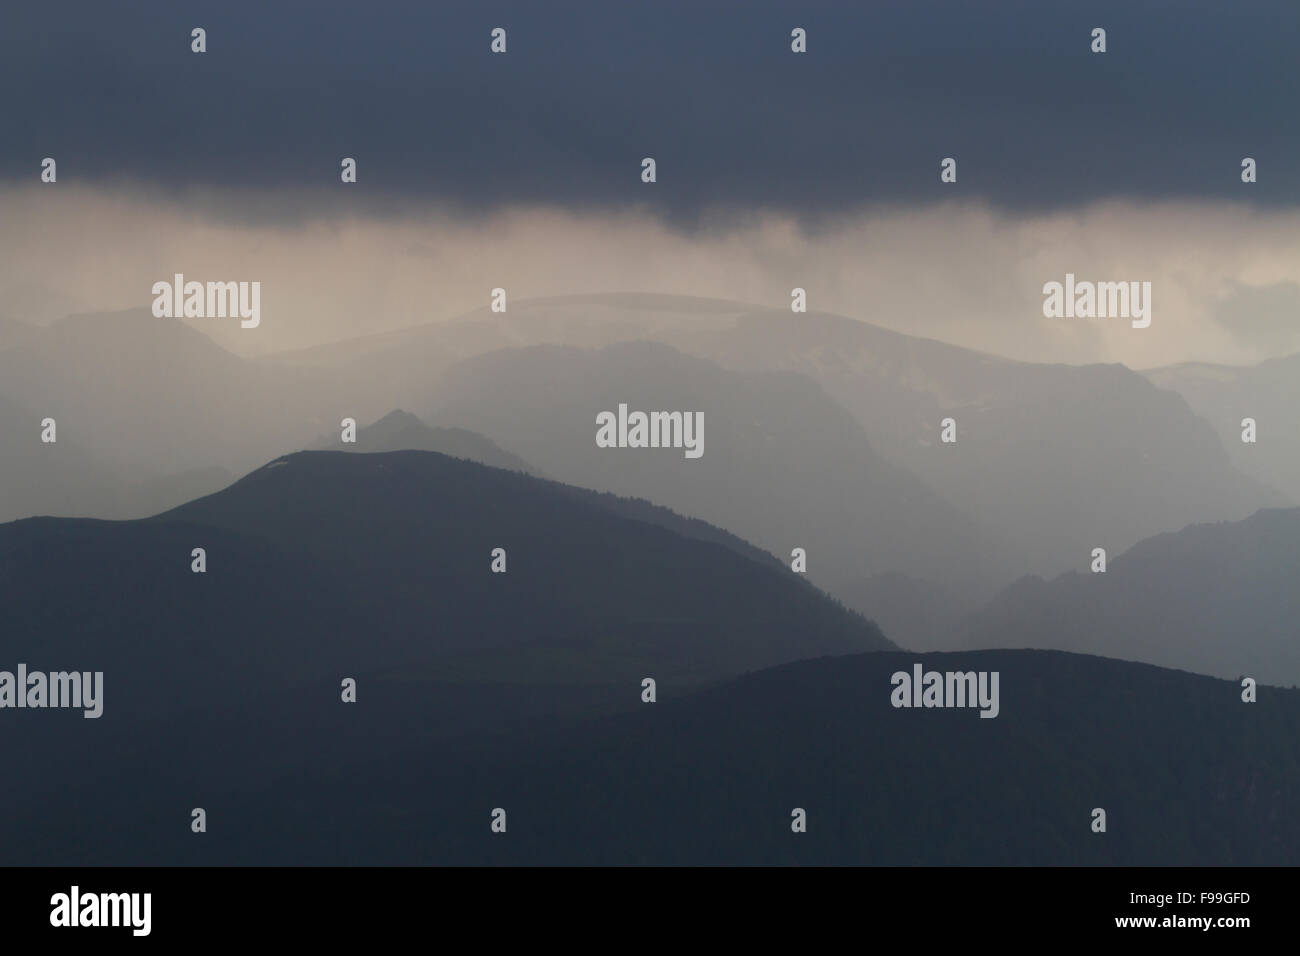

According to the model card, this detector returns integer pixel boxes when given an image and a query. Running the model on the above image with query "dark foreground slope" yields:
[3,650,1296,865]
[2,450,886,698]
[4,453,1294,866]
[0,449,892,863]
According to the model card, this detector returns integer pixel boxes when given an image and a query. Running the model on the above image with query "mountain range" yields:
[961,507,1300,687]
[2,445,1297,865]
[311,409,539,475]
[1146,353,1300,503]
[2,294,1295,671]
[429,340,1016,603]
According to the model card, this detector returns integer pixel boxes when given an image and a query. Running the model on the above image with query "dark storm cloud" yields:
[2,0,1296,223]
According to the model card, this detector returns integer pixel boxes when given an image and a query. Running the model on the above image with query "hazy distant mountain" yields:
[267,293,1284,580]
[429,340,1018,603]
[0,281,90,327]
[1145,353,1300,502]
[0,314,37,352]
[841,572,970,653]
[8,648,1298,865]
[267,292,744,375]
[7,295,1285,615]
[311,409,538,475]
[0,308,338,481]
[668,306,1287,578]
[13,294,1262,591]
[116,466,235,519]
[259,295,752,430]
[0,390,123,522]
[0,385,234,522]
[961,508,1300,686]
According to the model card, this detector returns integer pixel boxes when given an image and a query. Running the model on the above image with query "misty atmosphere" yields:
[2,0,1299,872]
[4,290,1298,865]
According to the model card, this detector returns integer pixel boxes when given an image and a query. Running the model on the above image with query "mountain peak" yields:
[311,410,538,475]
[371,409,424,429]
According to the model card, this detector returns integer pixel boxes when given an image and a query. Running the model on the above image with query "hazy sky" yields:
[2,185,1298,368]
[2,0,1295,367]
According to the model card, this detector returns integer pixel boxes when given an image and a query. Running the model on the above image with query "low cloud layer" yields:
[2,184,1297,369]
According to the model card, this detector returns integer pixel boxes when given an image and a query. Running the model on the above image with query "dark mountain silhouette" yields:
[4,649,1296,865]
[4,450,1295,865]
[312,415,786,585]
[0,447,895,863]
[3,449,889,699]
[553,482,786,573]
[961,508,1300,686]
[311,409,539,475]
